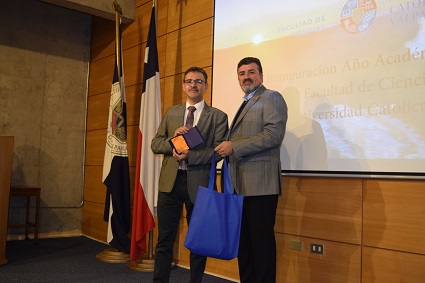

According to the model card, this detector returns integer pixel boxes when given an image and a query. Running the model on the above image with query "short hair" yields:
[237,57,263,74]
[184,66,208,83]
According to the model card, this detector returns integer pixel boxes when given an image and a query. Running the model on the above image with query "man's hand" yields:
[173,148,189,161]
[214,141,233,158]
[174,126,189,137]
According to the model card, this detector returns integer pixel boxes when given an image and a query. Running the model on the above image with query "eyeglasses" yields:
[183,79,205,85]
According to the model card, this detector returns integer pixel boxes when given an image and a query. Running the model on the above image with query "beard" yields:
[241,81,256,94]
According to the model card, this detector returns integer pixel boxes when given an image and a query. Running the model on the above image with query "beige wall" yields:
[1,0,91,237]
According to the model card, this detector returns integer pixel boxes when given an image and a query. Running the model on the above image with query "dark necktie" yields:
[180,106,196,170]
[232,100,248,126]
[185,106,196,129]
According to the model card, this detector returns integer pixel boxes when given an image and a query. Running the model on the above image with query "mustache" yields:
[243,79,253,84]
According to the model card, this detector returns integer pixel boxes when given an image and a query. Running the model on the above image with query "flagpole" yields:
[154,0,157,24]
[148,230,154,258]
[148,0,157,263]
[113,1,122,78]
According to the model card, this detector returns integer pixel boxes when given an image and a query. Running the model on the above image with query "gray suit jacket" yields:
[151,103,228,202]
[228,85,287,196]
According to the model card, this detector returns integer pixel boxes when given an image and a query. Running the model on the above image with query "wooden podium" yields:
[0,136,14,265]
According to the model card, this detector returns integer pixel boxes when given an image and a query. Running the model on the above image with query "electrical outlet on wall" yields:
[310,244,324,254]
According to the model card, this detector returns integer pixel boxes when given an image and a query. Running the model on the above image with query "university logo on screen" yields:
[339,0,377,33]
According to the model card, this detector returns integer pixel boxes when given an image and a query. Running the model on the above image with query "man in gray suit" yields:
[151,66,228,283]
[215,57,287,283]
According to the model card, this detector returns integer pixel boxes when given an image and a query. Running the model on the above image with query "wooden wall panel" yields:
[122,45,144,88]
[83,165,105,203]
[136,0,150,8]
[123,1,168,49]
[165,19,213,77]
[362,247,425,283]
[363,179,425,254]
[278,176,362,245]
[82,201,108,242]
[159,77,166,117]
[86,93,109,131]
[127,124,139,166]
[124,84,142,126]
[166,0,213,33]
[88,55,115,96]
[129,167,135,202]
[91,17,115,62]
[156,0,169,37]
[85,129,106,165]
[278,235,361,283]
[122,4,150,50]
[158,35,167,79]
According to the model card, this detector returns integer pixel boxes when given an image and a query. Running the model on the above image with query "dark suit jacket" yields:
[228,85,288,196]
[151,103,228,202]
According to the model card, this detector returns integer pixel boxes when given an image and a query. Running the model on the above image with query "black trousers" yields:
[238,194,279,283]
[153,171,207,283]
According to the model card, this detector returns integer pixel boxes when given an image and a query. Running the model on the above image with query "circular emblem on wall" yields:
[339,0,377,33]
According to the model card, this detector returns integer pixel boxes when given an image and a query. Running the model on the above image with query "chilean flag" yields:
[130,4,162,261]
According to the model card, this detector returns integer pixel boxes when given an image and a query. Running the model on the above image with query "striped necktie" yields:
[180,106,196,170]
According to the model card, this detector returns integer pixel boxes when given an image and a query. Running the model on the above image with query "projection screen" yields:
[212,0,425,177]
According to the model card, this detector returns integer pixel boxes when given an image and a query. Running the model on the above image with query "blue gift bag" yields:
[184,154,243,260]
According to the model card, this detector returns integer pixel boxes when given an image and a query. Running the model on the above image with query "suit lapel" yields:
[230,85,265,131]
[196,103,210,130]
[171,104,186,131]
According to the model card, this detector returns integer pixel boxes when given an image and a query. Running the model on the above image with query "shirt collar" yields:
[242,84,262,101]
[185,100,205,112]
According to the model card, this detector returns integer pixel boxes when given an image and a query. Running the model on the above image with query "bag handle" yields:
[207,153,233,195]
[221,157,233,195]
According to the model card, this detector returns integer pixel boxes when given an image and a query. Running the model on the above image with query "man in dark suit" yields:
[215,57,288,283]
[151,66,228,283]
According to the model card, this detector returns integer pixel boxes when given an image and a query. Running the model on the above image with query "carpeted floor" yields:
[0,236,235,283]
